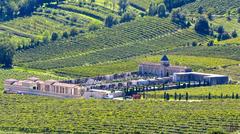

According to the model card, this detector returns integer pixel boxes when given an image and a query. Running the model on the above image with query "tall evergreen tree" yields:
[0,42,15,68]
[157,4,167,18]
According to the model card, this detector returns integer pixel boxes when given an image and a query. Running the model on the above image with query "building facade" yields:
[4,77,87,98]
[139,55,192,77]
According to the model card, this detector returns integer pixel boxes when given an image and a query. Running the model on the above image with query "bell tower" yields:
[160,55,170,67]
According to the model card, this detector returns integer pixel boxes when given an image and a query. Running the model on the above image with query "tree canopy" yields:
[0,0,63,21]
[0,41,15,68]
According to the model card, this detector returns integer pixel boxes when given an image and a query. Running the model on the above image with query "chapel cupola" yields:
[160,55,170,67]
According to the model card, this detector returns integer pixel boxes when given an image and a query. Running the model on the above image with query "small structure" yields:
[173,72,229,85]
[139,55,192,77]
[83,89,123,99]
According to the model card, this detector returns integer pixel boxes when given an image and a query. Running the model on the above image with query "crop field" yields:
[0,92,240,133]
[55,55,240,78]
[129,0,163,10]
[217,37,240,45]
[146,85,240,100]
[181,0,240,15]
[170,46,240,61]
[2,16,72,40]
[212,17,240,34]
[14,17,210,69]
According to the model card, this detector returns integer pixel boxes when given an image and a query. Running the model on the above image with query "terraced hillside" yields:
[181,0,240,15]
[15,17,209,69]
[0,0,116,48]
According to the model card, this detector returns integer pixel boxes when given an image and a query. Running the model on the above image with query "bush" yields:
[157,4,167,18]
[207,40,214,46]
[70,28,78,37]
[171,10,190,28]
[198,6,204,14]
[192,41,197,47]
[51,32,59,41]
[207,128,226,134]
[218,32,231,41]
[105,15,118,28]
[62,32,69,39]
[207,13,213,21]
[231,30,238,38]
[89,24,100,31]
[148,2,157,16]
[195,17,210,35]
[120,12,136,23]
[217,26,225,34]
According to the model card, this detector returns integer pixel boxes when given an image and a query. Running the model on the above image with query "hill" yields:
[14,17,209,69]
[181,0,240,15]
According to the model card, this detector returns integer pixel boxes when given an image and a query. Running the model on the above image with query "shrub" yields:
[148,2,157,16]
[171,10,190,28]
[231,30,238,38]
[157,4,167,18]
[51,32,59,41]
[62,32,69,39]
[70,28,78,37]
[105,15,118,28]
[195,17,210,35]
[89,24,100,31]
[192,41,197,47]
[120,12,136,23]
[198,6,204,14]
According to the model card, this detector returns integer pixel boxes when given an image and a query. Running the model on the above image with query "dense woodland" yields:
[0,0,63,21]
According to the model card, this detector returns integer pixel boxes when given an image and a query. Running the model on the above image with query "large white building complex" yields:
[139,55,192,77]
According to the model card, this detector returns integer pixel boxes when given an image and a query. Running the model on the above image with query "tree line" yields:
[0,40,15,68]
[0,0,63,21]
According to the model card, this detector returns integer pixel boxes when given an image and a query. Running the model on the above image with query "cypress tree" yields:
[174,92,177,100]
[232,93,235,99]
[186,92,189,101]
[179,93,182,101]
[208,92,211,99]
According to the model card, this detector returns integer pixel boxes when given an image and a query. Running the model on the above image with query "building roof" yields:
[161,55,169,62]
[5,79,18,83]
[28,77,40,81]
[53,82,79,88]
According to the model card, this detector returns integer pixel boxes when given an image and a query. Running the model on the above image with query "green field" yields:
[1,0,240,133]
[14,17,210,70]
[0,92,240,133]
[181,0,240,15]
[54,55,240,78]
[146,85,240,100]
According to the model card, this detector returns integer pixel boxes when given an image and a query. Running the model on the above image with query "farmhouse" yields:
[4,77,87,98]
[139,55,192,77]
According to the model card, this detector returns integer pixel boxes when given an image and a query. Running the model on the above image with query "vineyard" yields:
[218,37,240,45]
[145,85,240,100]
[54,55,240,78]
[181,0,240,15]
[14,17,209,69]
[211,17,240,34]
[170,45,240,61]
[0,93,240,133]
